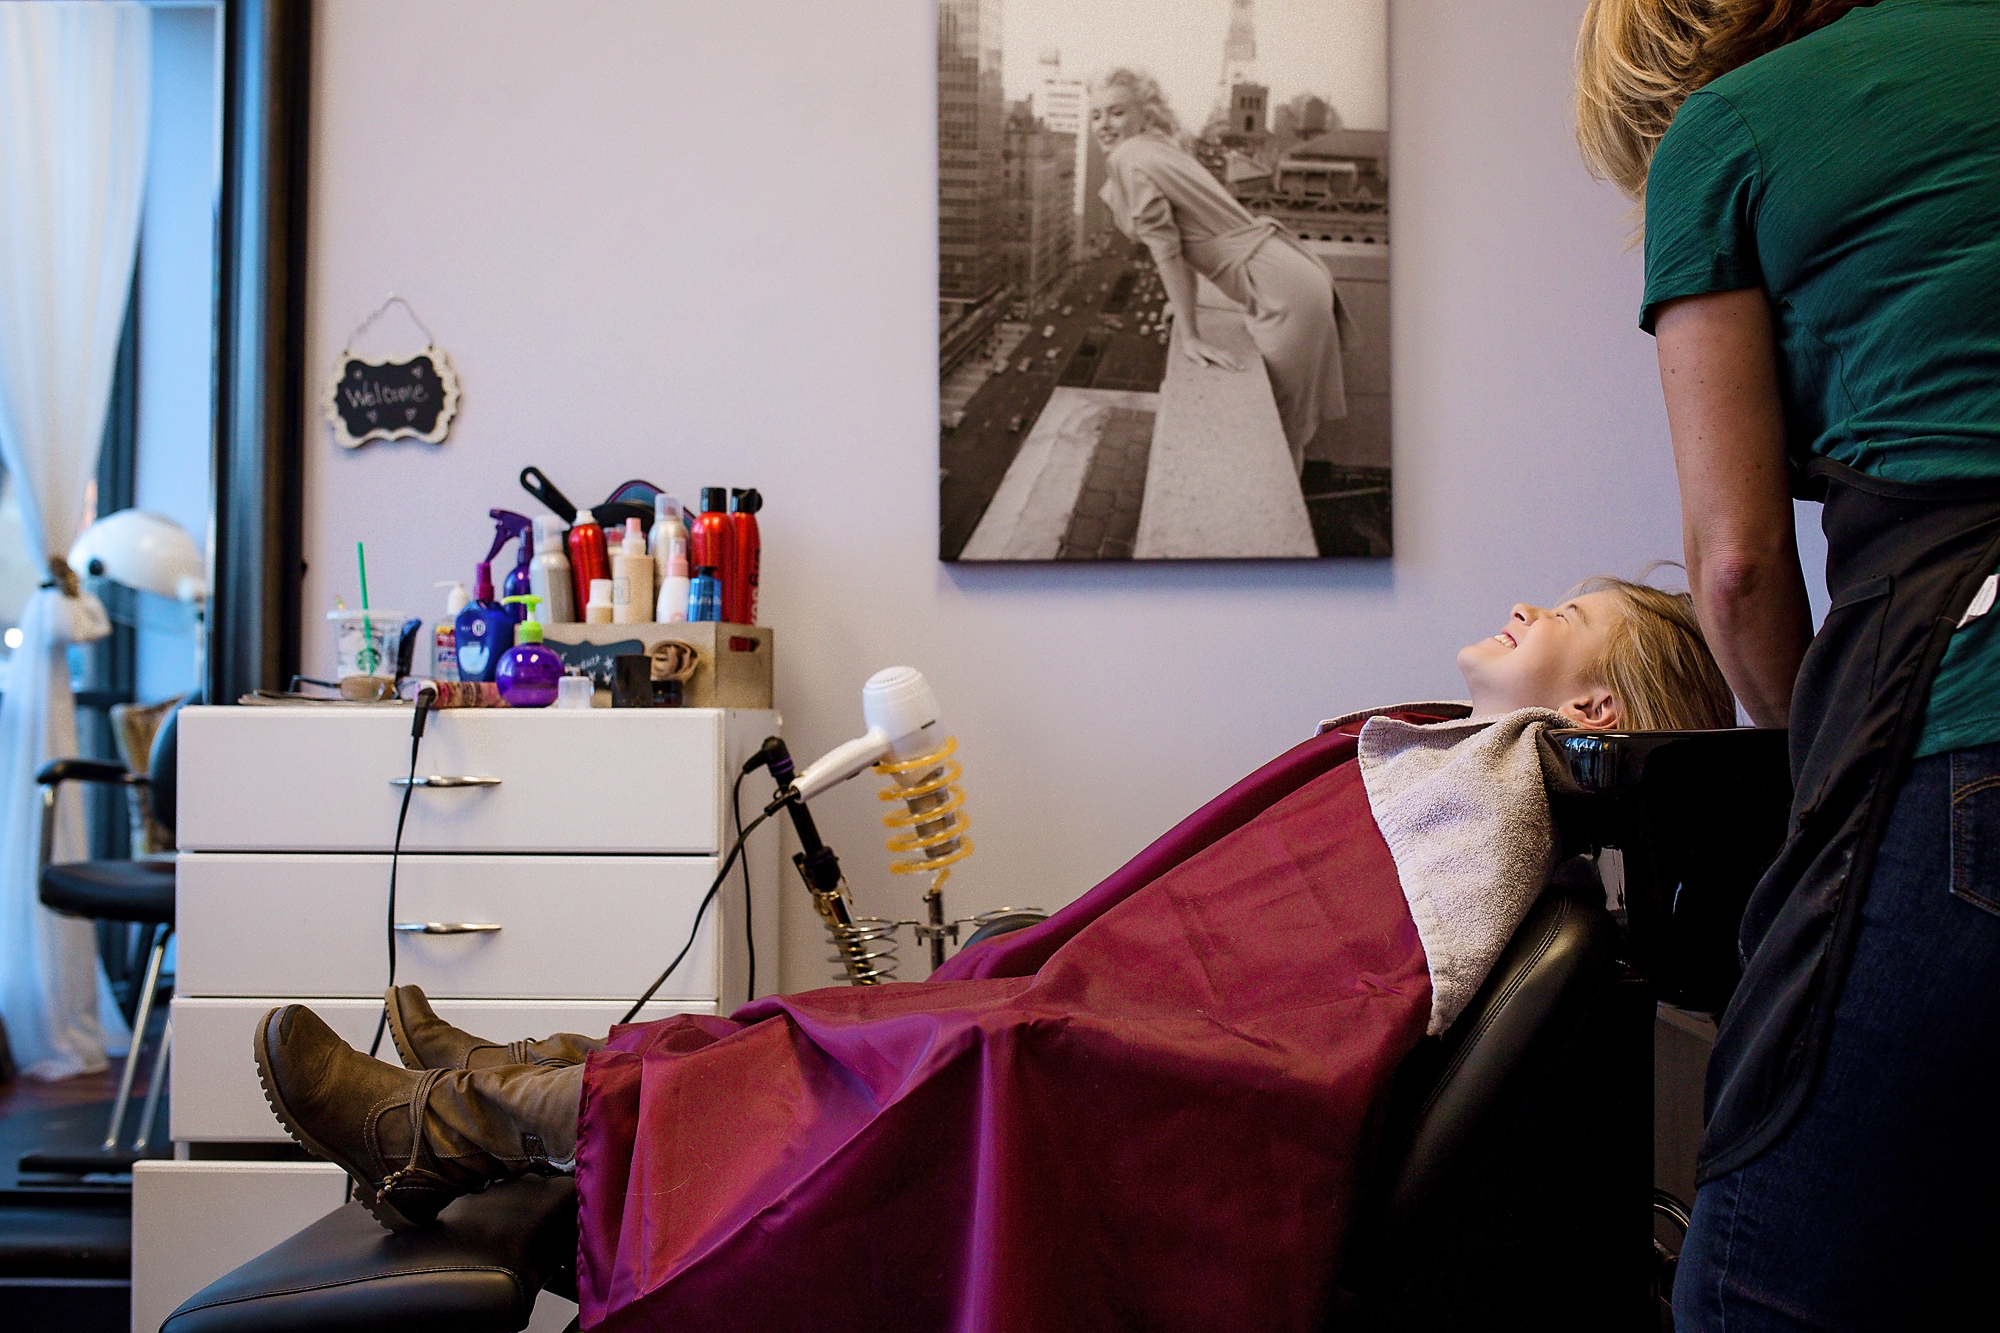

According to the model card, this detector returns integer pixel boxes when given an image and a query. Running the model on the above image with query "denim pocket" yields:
[1949,746,2000,916]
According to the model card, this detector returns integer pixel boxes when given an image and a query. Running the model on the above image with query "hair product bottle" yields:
[566,513,611,620]
[586,578,614,624]
[656,534,690,624]
[495,595,563,707]
[688,565,722,622]
[453,561,516,682]
[689,488,734,610]
[528,514,575,624]
[432,580,468,680]
[650,493,686,593]
[725,487,761,625]
[612,518,653,624]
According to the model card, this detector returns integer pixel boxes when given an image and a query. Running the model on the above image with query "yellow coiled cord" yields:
[875,734,974,887]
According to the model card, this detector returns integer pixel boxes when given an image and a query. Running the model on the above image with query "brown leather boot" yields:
[255,1005,584,1232]
[384,985,605,1071]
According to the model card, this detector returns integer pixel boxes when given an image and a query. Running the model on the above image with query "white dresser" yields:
[132,703,782,1333]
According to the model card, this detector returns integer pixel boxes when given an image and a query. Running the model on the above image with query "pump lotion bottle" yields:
[454,561,515,682]
[612,518,653,624]
[433,580,469,680]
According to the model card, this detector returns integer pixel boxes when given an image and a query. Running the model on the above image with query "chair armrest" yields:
[36,758,146,788]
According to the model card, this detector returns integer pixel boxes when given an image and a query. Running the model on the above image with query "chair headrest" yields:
[149,702,184,835]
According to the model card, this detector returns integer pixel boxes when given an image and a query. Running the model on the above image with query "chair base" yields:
[18,1150,146,1178]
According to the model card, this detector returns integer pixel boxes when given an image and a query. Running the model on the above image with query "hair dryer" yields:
[756,667,986,981]
[794,668,943,796]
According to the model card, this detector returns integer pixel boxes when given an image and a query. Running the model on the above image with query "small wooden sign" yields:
[547,637,647,690]
[325,347,460,449]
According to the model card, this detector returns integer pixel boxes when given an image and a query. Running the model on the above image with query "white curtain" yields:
[0,3,150,1079]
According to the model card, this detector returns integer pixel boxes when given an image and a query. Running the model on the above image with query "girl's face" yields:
[1090,85,1143,151]
[1457,592,1624,728]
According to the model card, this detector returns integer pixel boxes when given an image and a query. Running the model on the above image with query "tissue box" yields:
[540,622,773,708]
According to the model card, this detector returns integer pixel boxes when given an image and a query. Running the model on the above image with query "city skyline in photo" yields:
[1001,0,1387,135]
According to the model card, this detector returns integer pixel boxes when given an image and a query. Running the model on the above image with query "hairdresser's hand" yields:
[1181,335,1243,372]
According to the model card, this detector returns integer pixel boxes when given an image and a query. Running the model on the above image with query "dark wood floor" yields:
[0,1061,141,1115]
[0,1016,170,1192]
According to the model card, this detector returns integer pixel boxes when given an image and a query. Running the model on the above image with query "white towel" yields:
[1349,708,1573,1035]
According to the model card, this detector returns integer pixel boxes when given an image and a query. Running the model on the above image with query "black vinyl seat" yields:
[40,858,176,925]
[1346,869,1653,1330]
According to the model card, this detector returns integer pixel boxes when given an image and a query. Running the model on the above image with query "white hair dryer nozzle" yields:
[791,668,944,802]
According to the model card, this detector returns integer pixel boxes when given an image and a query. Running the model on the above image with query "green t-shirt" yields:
[1641,0,2000,756]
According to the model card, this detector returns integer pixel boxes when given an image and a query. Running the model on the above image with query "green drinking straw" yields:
[356,541,377,676]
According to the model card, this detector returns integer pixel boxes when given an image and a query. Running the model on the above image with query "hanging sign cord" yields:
[344,293,438,351]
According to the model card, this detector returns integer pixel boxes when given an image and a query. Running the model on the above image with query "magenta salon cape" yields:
[574,711,1442,1331]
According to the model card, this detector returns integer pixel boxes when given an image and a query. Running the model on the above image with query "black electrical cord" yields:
[350,690,433,1204]
[368,689,435,1059]
[621,808,771,1025]
[733,768,754,1000]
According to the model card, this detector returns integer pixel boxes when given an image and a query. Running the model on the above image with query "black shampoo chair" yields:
[163,728,1791,1333]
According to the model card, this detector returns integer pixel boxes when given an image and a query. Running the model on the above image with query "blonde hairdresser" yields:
[1576,1,2000,1328]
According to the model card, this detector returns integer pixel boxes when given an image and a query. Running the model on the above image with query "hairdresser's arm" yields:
[1157,253,1242,371]
[1655,288,1813,727]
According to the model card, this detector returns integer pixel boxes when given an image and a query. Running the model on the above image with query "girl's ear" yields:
[1559,686,1622,730]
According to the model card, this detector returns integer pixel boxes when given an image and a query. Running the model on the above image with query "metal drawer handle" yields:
[394,922,503,935]
[389,775,503,789]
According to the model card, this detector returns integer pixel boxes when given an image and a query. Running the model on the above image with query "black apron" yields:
[1700,457,2000,1183]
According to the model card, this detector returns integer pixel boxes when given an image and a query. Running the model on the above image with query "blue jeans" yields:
[1674,743,2000,1330]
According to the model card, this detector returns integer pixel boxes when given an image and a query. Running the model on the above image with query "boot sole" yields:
[382,989,424,1071]
[252,1007,426,1233]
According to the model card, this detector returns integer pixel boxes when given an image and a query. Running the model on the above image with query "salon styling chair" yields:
[160,727,1792,1333]
[27,703,184,1172]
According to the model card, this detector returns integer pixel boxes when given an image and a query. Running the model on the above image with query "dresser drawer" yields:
[176,706,746,853]
[170,996,710,1142]
[177,853,723,1001]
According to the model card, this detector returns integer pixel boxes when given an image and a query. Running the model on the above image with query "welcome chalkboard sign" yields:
[323,297,462,449]
[326,350,460,448]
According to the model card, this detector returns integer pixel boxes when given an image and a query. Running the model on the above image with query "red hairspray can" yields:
[566,516,611,619]
[726,488,761,625]
[690,488,735,617]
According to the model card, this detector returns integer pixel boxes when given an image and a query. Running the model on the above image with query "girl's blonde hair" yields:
[1573,573,1737,731]
[1091,68,1184,142]
[1574,0,1868,212]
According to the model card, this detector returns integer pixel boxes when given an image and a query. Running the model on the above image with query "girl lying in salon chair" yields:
[254,576,1732,1333]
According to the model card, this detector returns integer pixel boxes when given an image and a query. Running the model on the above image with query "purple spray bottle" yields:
[486,510,536,622]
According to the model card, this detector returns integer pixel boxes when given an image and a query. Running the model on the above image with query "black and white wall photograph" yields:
[938,0,1390,561]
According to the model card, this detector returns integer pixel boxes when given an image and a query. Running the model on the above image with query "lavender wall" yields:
[301,0,1797,991]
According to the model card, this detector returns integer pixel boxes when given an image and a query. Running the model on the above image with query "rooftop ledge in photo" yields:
[1134,296,1315,559]
[957,242,1392,563]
